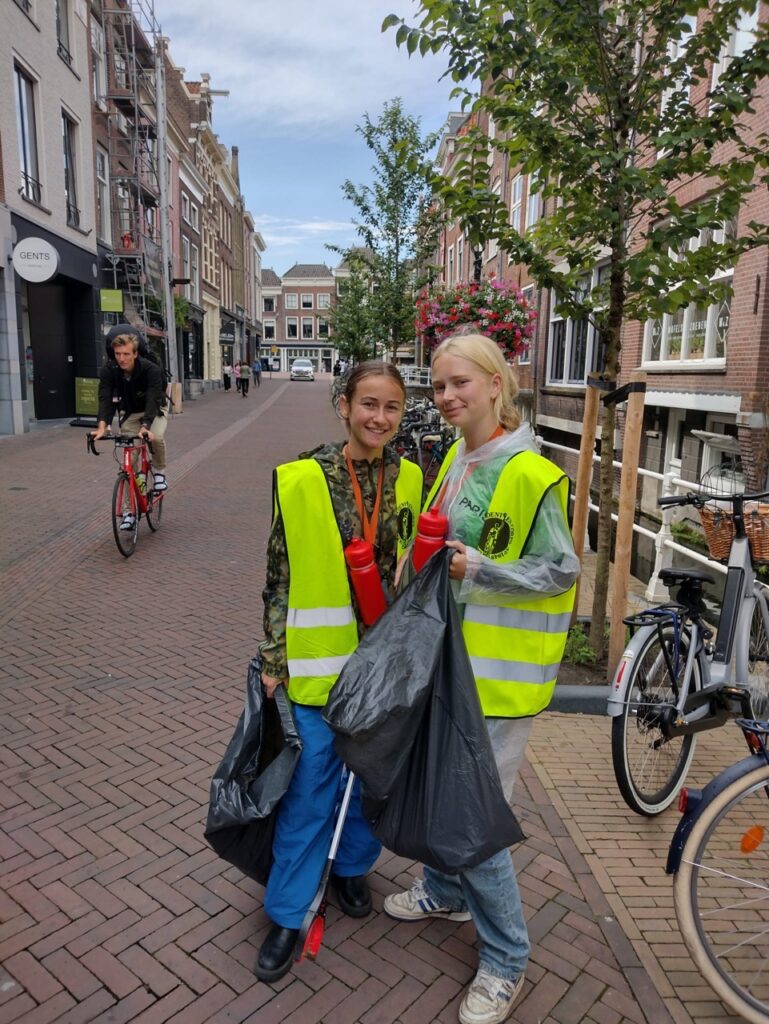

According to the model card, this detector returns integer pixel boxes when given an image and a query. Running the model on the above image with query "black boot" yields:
[255,924,298,982]
[332,874,372,917]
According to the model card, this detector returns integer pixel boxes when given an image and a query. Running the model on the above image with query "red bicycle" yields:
[87,433,165,557]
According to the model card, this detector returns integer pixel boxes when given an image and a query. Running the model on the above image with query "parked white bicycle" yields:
[608,489,769,816]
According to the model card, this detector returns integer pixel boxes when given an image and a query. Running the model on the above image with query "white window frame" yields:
[301,316,314,340]
[661,14,696,114]
[457,237,464,281]
[547,266,607,386]
[642,222,733,367]
[95,145,110,243]
[509,175,523,253]
[264,320,276,341]
[181,193,191,224]
[487,179,501,260]
[712,6,759,92]
[317,293,330,309]
[526,173,541,232]
[318,317,329,338]
[182,236,191,298]
[301,293,313,309]
[62,110,80,228]
[285,292,298,309]
[91,19,107,109]
[15,64,41,203]
[286,316,299,339]
[263,296,275,313]
[519,285,535,364]
[190,203,199,230]
[190,243,199,305]
[447,244,454,285]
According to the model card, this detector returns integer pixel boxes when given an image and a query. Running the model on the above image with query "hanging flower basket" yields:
[416,278,537,361]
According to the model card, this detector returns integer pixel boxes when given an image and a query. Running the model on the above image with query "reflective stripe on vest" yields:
[279,455,422,706]
[425,445,576,719]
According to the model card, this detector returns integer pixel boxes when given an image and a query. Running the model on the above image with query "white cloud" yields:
[254,215,357,258]
[157,0,451,136]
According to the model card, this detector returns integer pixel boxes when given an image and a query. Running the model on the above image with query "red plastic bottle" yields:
[344,538,387,626]
[412,508,449,573]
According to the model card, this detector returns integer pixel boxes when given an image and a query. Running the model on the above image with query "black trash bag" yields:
[323,548,524,874]
[204,656,302,885]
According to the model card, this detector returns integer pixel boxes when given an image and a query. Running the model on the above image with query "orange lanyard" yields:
[433,425,505,511]
[344,446,384,548]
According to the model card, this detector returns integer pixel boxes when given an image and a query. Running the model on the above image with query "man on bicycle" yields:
[92,325,170,524]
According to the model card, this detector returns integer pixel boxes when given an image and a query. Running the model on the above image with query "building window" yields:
[182,236,191,299]
[96,146,110,242]
[510,174,523,233]
[644,222,734,365]
[318,317,329,338]
[56,0,72,66]
[317,293,330,309]
[285,293,298,309]
[447,245,454,285]
[286,317,298,339]
[301,293,313,309]
[190,244,199,305]
[457,238,464,282]
[62,112,80,228]
[190,203,199,230]
[526,173,541,231]
[14,66,41,203]
[519,286,535,364]
[182,193,191,223]
[264,320,275,341]
[487,180,501,261]
[302,317,313,339]
[712,6,758,92]
[547,268,607,385]
[263,296,275,313]
[91,19,107,107]
[661,14,696,114]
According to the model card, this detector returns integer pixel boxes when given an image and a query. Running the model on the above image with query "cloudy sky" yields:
[156,0,456,276]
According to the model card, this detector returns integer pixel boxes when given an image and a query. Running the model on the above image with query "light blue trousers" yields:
[264,704,381,929]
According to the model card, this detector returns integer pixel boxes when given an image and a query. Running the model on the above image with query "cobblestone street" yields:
[0,381,745,1023]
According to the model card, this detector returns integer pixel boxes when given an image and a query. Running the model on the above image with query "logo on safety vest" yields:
[397,503,414,544]
[479,513,513,559]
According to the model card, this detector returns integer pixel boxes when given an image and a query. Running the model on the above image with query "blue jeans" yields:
[264,704,381,929]
[422,716,533,982]
[423,852,529,981]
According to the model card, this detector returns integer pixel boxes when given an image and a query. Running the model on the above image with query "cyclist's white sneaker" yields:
[383,879,471,922]
[153,473,168,492]
[459,968,524,1024]
[119,513,136,531]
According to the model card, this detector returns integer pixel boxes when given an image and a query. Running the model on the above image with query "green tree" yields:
[333,98,443,361]
[327,256,377,363]
[385,0,769,653]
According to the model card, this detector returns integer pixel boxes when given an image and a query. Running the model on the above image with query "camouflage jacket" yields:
[259,441,403,680]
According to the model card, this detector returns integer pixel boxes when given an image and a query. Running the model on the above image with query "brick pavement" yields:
[0,383,742,1023]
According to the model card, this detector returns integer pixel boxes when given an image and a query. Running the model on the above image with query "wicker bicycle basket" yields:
[700,502,769,563]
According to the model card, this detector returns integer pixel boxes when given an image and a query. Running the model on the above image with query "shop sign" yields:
[75,377,99,416]
[100,288,124,312]
[12,238,60,283]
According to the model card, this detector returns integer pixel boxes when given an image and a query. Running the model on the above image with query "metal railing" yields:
[538,437,739,603]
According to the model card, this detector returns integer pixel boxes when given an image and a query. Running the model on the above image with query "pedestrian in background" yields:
[385,332,579,1024]
[239,361,251,397]
[254,361,423,984]
[234,361,242,393]
[223,362,233,391]
[253,359,262,388]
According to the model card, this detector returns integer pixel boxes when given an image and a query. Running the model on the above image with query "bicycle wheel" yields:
[674,760,769,1023]
[747,599,769,718]
[611,624,702,815]
[145,469,164,532]
[112,473,138,558]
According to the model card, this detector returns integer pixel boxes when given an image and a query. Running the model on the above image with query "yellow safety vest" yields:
[426,441,576,718]
[277,456,422,706]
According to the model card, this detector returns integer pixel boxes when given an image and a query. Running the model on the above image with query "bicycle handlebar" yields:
[86,433,148,456]
[658,489,769,510]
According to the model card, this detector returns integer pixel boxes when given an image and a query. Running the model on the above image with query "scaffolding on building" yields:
[100,0,177,378]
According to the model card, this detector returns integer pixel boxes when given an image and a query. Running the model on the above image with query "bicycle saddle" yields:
[660,567,716,586]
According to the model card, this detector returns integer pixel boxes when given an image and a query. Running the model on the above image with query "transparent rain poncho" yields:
[434,423,581,606]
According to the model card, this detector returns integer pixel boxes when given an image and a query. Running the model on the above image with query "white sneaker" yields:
[119,513,136,531]
[153,473,168,492]
[459,969,524,1024]
[383,878,472,922]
